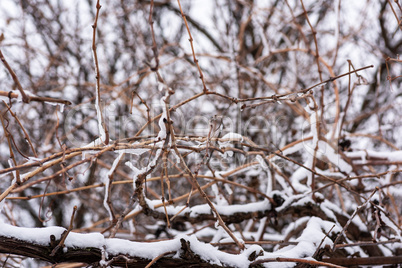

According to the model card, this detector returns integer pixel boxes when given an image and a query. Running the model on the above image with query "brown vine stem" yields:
[171,143,245,250]
[335,238,401,248]
[251,257,345,268]
[0,48,29,103]
[177,0,208,92]
[50,205,78,256]
[308,95,320,201]
[149,0,159,71]
[3,101,37,157]
[387,0,402,31]
[108,194,137,238]
[164,107,244,249]
[300,0,324,117]
[324,256,402,266]
[132,91,150,121]
[301,65,373,93]
[300,0,323,82]
[0,109,21,184]
[132,64,372,139]
[0,145,115,202]
[121,181,216,225]
[8,172,272,209]
[0,145,112,177]
[0,91,71,105]
[144,251,176,268]
[133,91,205,137]
[211,240,298,247]
[219,64,372,103]
[332,188,379,251]
[92,0,109,145]
[300,0,323,201]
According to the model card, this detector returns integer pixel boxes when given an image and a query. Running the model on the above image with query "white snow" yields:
[65,232,105,248]
[103,151,125,220]
[125,161,146,190]
[0,0,400,266]
[153,198,271,217]
[156,94,169,141]
[317,141,352,173]
[256,155,269,170]
[289,165,311,193]
[254,217,341,267]
[104,236,181,259]
[218,132,243,147]
[380,211,401,241]
[44,102,65,113]
[346,150,402,162]
[0,223,66,245]
[0,221,252,267]
[126,148,162,190]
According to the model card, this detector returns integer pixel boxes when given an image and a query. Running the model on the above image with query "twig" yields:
[300,0,324,83]
[105,173,117,223]
[109,194,137,238]
[0,91,71,105]
[148,0,159,71]
[386,0,402,31]
[300,3,324,199]
[0,49,29,103]
[160,167,171,228]
[171,144,245,250]
[313,225,335,258]
[177,0,208,92]
[0,108,21,184]
[3,101,37,157]
[132,91,150,121]
[335,238,401,248]
[144,251,176,268]
[251,257,345,268]
[0,145,115,203]
[301,65,373,94]
[50,206,78,256]
[91,0,109,145]
[332,188,379,251]
[211,240,298,247]
[323,256,402,266]
[170,187,193,222]
[133,91,205,137]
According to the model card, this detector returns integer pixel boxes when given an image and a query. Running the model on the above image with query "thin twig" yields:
[0,49,29,103]
[109,194,137,238]
[91,0,109,145]
[332,188,379,251]
[251,257,346,268]
[177,0,208,92]
[0,108,21,184]
[3,101,37,157]
[0,91,71,105]
[50,206,78,256]
[149,0,159,71]
[144,251,176,268]
[171,142,245,250]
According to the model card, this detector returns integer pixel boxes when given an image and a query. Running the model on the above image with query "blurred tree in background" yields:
[0,0,401,267]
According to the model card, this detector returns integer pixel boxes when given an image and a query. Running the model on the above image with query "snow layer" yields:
[345,150,402,162]
[0,221,252,267]
[255,217,340,268]
[148,198,271,217]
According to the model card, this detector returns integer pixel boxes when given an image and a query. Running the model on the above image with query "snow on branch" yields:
[1,0,402,267]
